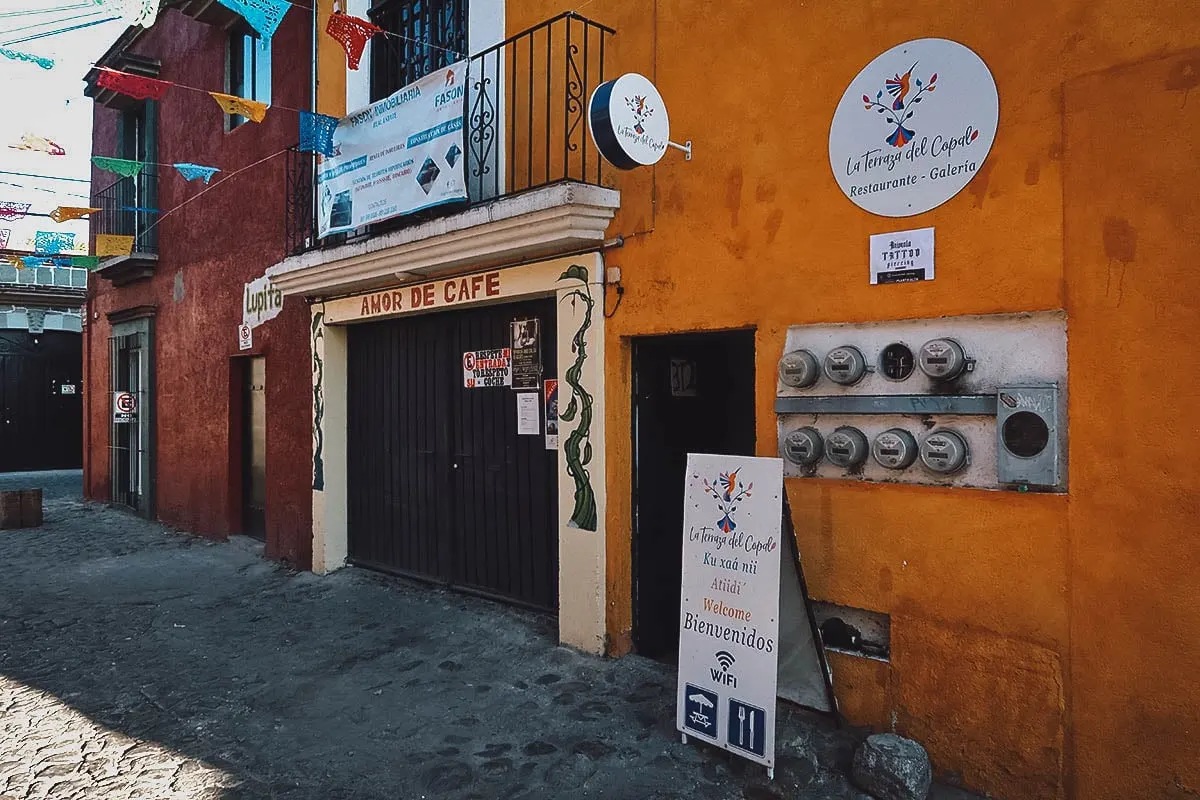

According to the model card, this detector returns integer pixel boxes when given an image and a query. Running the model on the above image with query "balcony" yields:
[274,12,620,297]
[92,169,159,286]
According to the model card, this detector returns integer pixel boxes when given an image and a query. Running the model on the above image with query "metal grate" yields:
[284,12,614,257]
[109,331,146,510]
[93,168,159,256]
[369,0,468,102]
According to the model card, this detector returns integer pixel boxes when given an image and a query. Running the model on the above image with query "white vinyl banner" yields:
[677,454,784,770]
[317,60,469,237]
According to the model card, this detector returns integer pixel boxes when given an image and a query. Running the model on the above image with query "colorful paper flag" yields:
[72,256,101,269]
[9,135,65,156]
[0,47,54,70]
[173,163,221,183]
[0,202,30,221]
[0,228,8,248]
[210,92,269,123]
[325,12,380,70]
[96,68,171,101]
[50,206,101,224]
[121,0,160,27]
[21,256,46,268]
[95,234,135,257]
[92,156,144,178]
[34,230,75,255]
[214,0,290,41]
[299,111,338,157]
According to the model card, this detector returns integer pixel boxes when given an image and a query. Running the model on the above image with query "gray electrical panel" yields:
[774,312,1068,492]
[996,384,1062,488]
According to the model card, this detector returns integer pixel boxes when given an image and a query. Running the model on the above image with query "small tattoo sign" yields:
[870,226,934,284]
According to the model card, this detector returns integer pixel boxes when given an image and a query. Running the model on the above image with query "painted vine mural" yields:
[311,309,325,492]
[558,264,596,531]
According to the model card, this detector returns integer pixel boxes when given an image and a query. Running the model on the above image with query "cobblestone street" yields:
[0,472,980,799]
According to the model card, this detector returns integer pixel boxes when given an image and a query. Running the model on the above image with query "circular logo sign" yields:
[588,73,670,170]
[829,38,998,217]
[116,392,137,413]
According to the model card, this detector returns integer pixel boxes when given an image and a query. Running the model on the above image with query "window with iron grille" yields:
[369,0,467,102]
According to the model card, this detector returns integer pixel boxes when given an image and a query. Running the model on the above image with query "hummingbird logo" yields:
[701,470,753,534]
[862,63,937,148]
[625,94,653,135]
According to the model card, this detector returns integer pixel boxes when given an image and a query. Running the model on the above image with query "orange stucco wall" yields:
[499,2,1200,799]
[307,2,1200,796]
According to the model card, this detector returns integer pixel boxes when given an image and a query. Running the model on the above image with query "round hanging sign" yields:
[588,73,670,170]
[829,38,998,217]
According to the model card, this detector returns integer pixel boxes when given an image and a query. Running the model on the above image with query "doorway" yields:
[109,317,153,516]
[242,356,266,539]
[346,296,559,611]
[0,330,83,471]
[632,330,756,660]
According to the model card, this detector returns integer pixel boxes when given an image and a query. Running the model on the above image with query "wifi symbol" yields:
[715,651,736,670]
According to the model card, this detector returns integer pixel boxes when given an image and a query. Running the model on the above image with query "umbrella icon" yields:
[687,692,715,730]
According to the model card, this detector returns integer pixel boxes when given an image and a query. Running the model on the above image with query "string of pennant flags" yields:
[0,0,466,73]
[0,0,477,269]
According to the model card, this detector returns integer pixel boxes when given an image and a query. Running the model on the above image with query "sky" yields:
[0,0,127,254]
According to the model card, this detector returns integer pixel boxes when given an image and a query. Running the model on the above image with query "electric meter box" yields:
[996,384,1062,488]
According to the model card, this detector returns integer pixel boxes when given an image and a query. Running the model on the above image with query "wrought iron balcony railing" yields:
[286,11,614,257]
[93,168,159,257]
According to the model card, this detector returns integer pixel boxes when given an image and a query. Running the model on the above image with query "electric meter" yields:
[871,428,918,470]
[825,426,869,468]
[919,429,970,474]
[782,427,823,467]
[778,349,820,388]
[917,338,969,381]
[823,346,868,386]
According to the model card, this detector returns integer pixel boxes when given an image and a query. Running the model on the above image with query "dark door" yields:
[0,330,83,472]
[242,356,266,539]
[632,330,757,660]
[347,296,559,611]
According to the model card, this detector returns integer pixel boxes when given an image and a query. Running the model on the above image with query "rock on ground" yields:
[851,733,933,800]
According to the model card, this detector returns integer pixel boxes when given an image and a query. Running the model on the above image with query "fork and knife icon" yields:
[735,704,754,746]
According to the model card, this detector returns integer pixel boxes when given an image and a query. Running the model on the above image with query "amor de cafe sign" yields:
[829,38,999,217]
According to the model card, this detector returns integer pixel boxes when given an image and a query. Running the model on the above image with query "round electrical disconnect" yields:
[778,349,820,388]
[871,428,919,470]
[919,429,970,474]
[918,338,968,381]
[823,346,868,386]
[825,426,869,469]
[1002,411,1050,458]
[782,427,823,467]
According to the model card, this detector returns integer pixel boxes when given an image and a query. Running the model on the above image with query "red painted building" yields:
[82,3,314,567]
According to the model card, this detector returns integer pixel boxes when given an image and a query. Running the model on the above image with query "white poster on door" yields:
[676,454,784,770]
[516,392,540,435]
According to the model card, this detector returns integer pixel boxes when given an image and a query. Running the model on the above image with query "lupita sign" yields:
[588,73,670,170]
[829,38,998,217]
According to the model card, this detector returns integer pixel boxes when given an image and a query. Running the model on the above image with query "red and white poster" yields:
[463,348,511,388]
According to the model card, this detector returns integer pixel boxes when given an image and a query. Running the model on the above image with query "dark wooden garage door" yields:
[0,330,83,472]
[347,296,559,611]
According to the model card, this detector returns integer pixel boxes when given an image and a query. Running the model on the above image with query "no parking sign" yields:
[113,391,137,423]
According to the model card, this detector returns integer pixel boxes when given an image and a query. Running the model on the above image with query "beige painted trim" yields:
[311,313,347,575]
[310,253,607,653]
[267,183,620,298]
[324,259,576,325]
